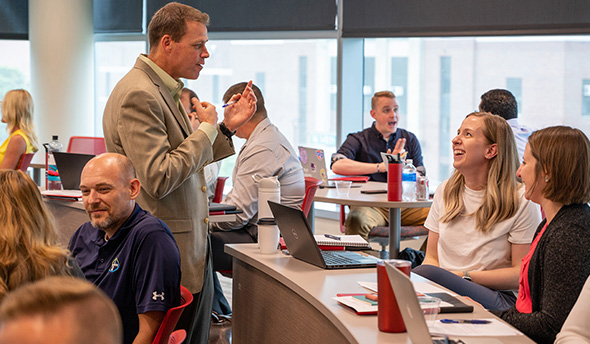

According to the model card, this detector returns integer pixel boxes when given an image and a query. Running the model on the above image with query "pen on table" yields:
[440,319,491,324]
[222,100,237,108]
[324,234,341,241]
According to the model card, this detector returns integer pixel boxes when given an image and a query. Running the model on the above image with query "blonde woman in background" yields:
[0,89,39,169]
[413,112,541,311]
[0,170,82,302]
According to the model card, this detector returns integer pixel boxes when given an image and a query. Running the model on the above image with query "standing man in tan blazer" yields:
[102,3,256,343]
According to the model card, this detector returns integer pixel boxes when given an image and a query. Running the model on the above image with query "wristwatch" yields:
[462,271,472,282]
[219,122,236,138]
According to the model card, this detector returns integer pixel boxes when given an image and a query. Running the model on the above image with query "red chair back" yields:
[152,286,193,344]
[167,330,187,344]
[302,177,323,216]
[67,136,106,155]
[213,176,228,203]
[16,153,35,172]
[339,205,347,233]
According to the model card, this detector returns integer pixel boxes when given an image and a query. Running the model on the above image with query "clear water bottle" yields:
[402,159,417,202]
[46,135,63,190]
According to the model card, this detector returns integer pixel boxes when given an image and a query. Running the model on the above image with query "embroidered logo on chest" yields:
[109,258,120,272]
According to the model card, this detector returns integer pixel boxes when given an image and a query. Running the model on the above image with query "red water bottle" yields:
[377,259,412,333]
[387,156,402,201]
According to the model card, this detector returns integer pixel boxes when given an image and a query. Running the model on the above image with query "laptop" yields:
[385,262,465,344]
[53,152,95,190]
[268,201,378,269]
[298,146,330,185]
[298,146,364,188]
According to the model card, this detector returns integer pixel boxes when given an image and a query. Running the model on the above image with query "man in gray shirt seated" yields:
[209,82,305,316]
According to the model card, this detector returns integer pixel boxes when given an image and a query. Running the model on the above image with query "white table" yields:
[226,243,533,344]
[314,181,431,258]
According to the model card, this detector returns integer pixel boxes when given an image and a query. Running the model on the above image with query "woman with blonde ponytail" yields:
[0,89,39,169]
[0,170,81,302]
[413,112,540,311]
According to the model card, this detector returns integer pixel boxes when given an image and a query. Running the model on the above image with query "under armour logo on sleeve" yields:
[152,291,165,301]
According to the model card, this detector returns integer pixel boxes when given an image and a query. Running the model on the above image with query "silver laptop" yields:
[53,152,95,190]
[298,146,362,188]
[298,146,330,185]
[385,262,465,344]
[269,201,377,269]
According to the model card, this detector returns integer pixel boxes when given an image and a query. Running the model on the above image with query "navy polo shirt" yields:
[331,123,424,182]
[69,204,181,344]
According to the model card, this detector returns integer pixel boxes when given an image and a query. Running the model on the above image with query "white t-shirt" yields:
[424,179,541,272]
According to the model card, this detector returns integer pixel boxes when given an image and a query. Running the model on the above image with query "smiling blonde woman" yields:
[413,112,541,311]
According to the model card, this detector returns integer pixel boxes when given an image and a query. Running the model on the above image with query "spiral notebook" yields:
[314,235,370,249]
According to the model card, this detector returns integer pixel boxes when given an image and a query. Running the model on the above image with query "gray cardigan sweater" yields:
[496,203,590,344]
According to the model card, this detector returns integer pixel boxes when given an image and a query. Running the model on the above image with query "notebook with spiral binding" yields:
[314,235,371,249]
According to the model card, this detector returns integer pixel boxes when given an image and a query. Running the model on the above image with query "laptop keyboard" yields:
[321,251,358,265]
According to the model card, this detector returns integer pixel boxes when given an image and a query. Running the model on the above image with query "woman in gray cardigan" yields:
[495,126,590,344]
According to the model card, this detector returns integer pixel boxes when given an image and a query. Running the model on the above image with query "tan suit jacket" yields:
[103,57,234,293]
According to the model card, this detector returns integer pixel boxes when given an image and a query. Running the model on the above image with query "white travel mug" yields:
[257,217,280,254]
[256,176,280,220]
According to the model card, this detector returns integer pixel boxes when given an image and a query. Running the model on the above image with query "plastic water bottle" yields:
[46,135,63,190]
[402,159,417,202]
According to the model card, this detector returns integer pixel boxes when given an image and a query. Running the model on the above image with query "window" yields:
[583,79,590,116]
[364,36,590,183]
[184,39,338,181]
[94,40,147,136]
[0,39,30,142]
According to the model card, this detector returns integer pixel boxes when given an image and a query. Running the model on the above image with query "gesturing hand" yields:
[194,98,218,127]
[222,80,257,132]
[390,138,407,157]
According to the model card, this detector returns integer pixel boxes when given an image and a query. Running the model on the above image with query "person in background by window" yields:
[479,89,532,160]
[413,112,541,311]
[495,126,590,344]
[181,87,221,201]
[0,89,39,169]
[0,170,82,303]
[330,90,428,240]
[0,276,122,344]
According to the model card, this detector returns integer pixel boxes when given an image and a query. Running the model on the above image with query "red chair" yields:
[16,152,35,172]
[152,286,193,344]
[302,177,322,217]
[212,176,228,203]
[167,330,186,344]
[339,205,348,233]
[67,136,106,155]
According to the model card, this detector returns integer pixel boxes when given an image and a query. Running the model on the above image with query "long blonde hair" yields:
[440,112,521,232]
[1,89,39,151]
[0,170,72,301]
